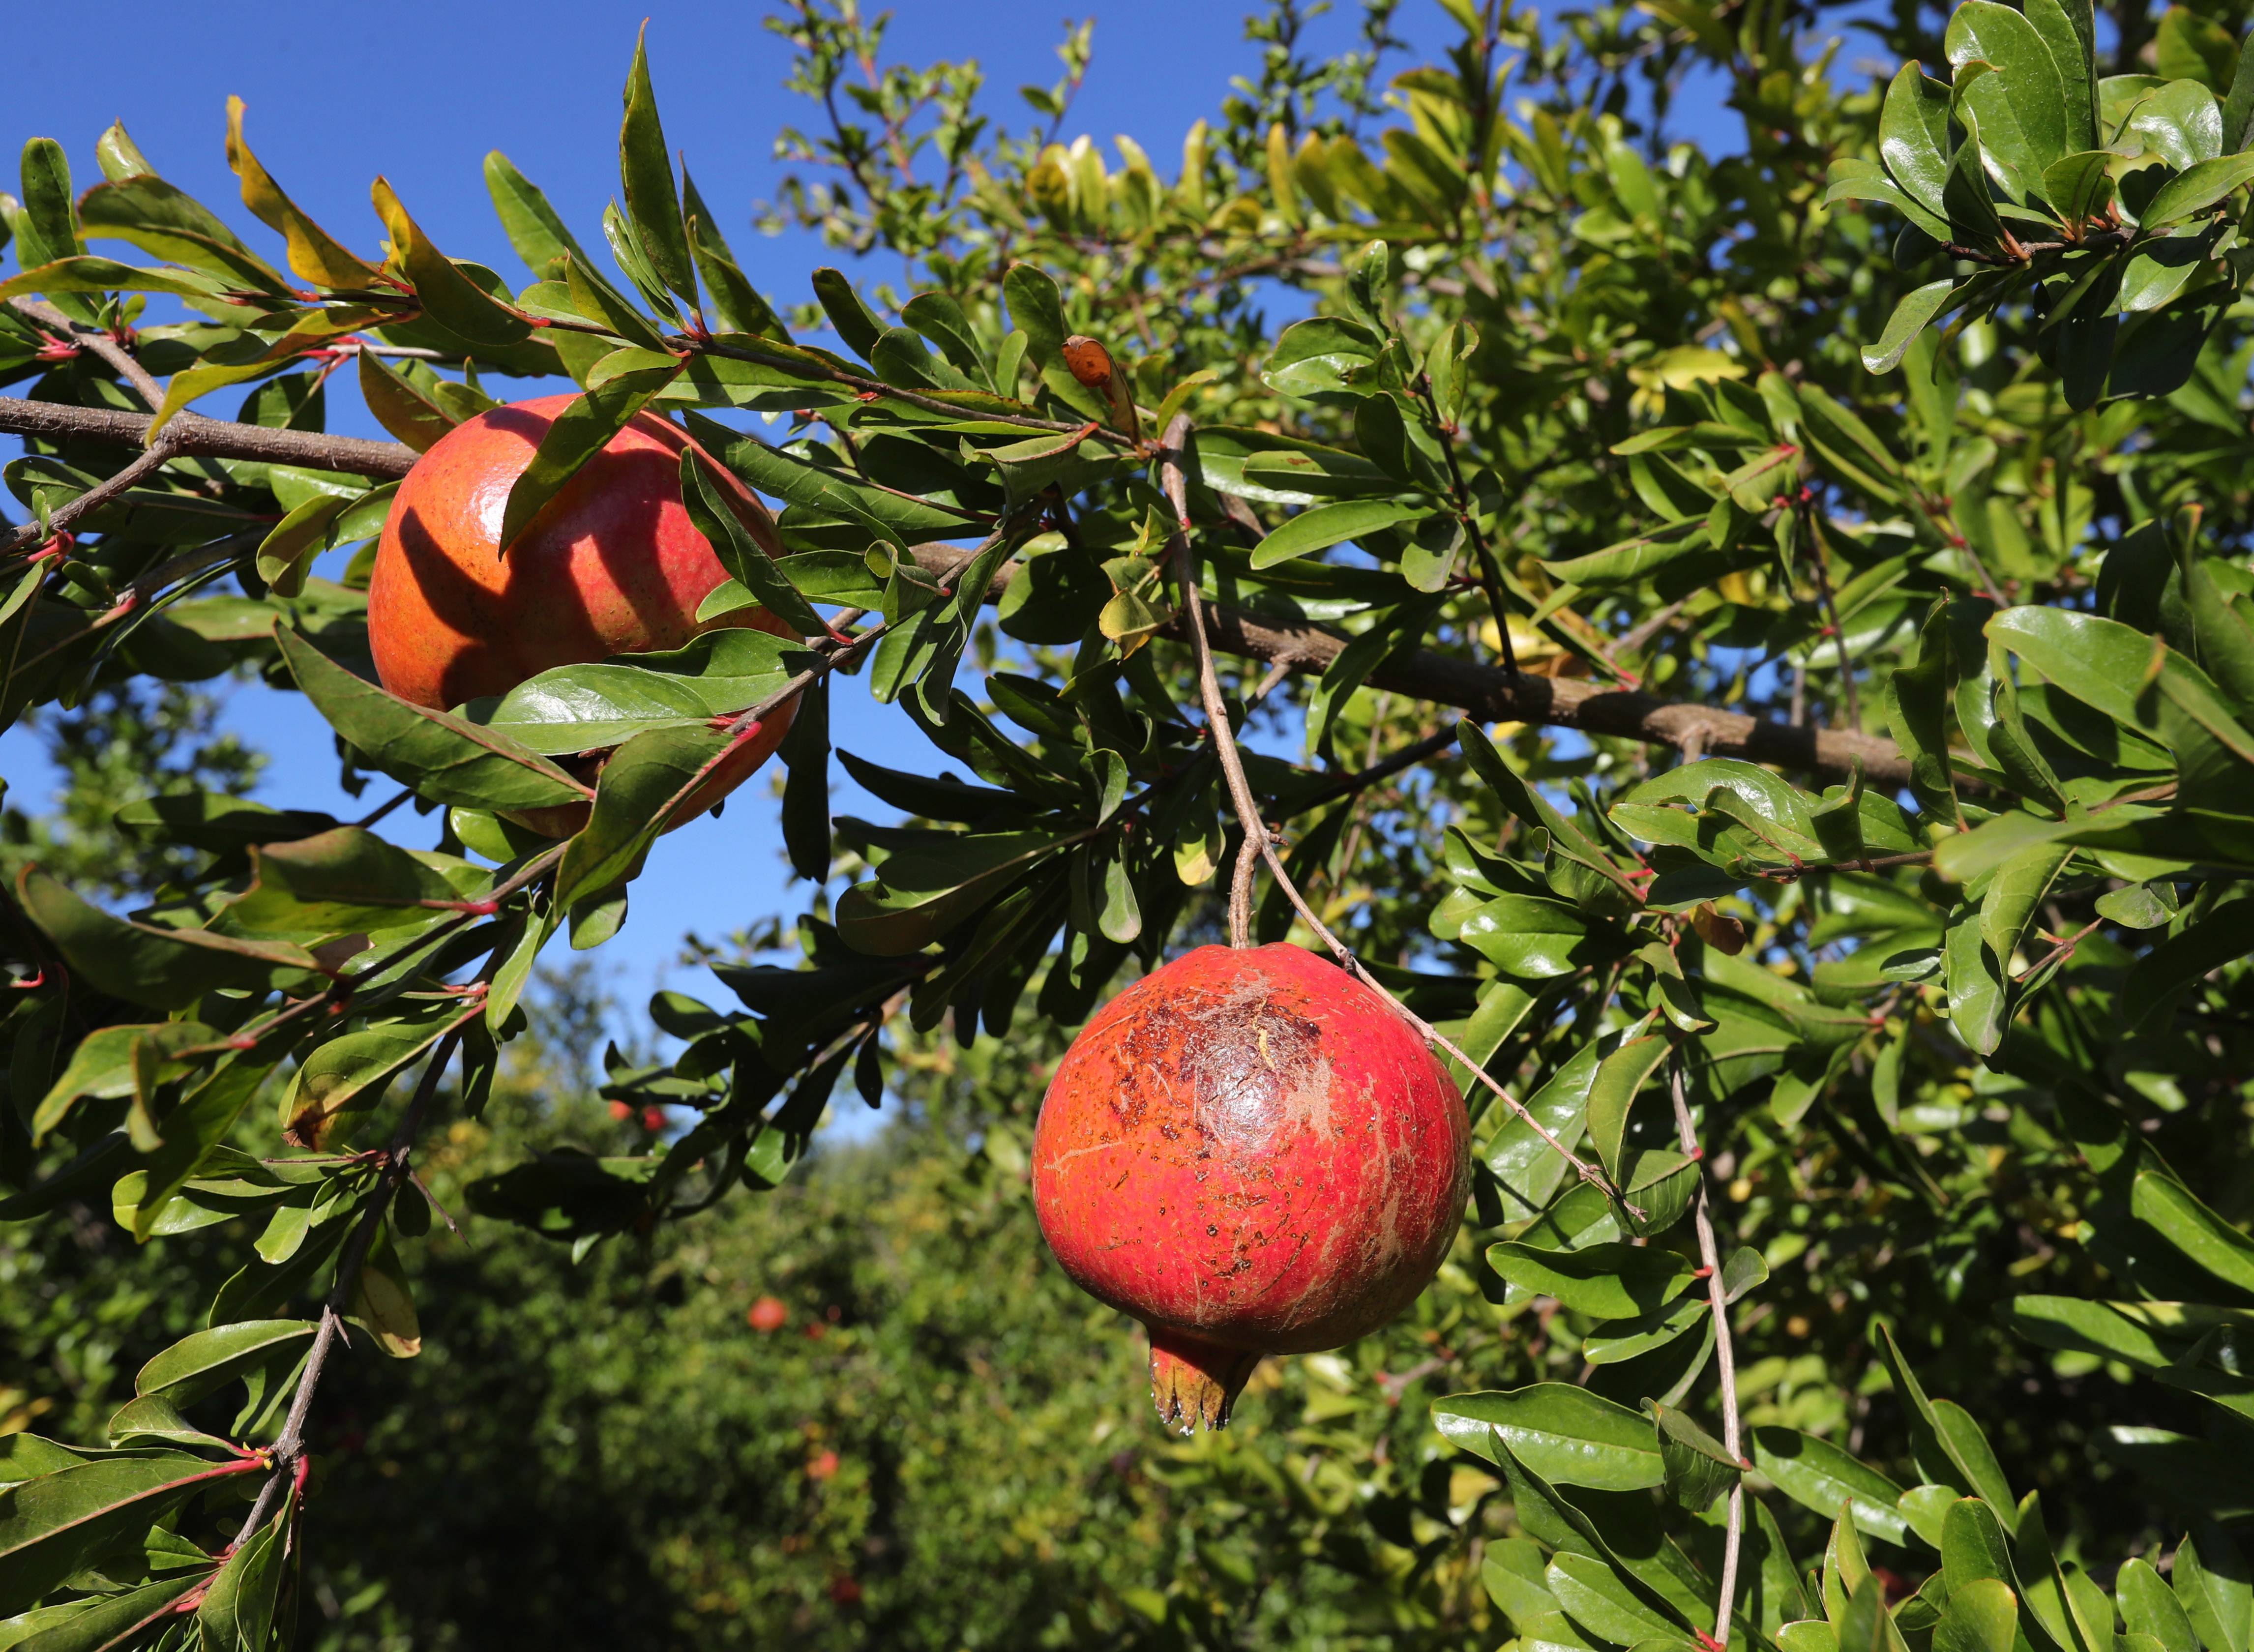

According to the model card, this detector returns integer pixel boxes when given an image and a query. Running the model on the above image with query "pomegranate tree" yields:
[1032,943,1469,1431]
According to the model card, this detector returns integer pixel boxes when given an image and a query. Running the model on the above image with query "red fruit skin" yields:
[366,393,797,837]
[1032,944,1468,1427]
[747,1296,789,1333]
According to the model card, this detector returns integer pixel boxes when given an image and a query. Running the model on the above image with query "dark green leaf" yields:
[1431,1384,1665,1490]
[280,625,592,811]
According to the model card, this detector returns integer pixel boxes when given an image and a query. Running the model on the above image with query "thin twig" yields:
[7,299,165,411]
[231,1024,467,1547]
[1801,505,1860,728]
[0,432,183,555]
[1668,1050,1745,1649]
[1158,413,1631,1210]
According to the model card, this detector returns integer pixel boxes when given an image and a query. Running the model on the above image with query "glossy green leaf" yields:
[371,177,531,350]
[1753,1427,1909,1543]
[1486,1239,1697,1318]
[1584,1034,1670,1184]
[18,868,316,1012]
[2132,1170,2254,1296]
[554,724,735,911]
[0,1451,250,1615]
[1431,1384,1665,1490]
[280,626,591,811]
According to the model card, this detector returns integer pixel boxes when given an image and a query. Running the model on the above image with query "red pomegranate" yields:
[1032,943,1468,1432]
[366,393,798,837]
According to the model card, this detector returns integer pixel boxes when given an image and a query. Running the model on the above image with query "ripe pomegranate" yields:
[367,393,799,837]
[748,1296,789,1333]
[1032,943,1468,1432]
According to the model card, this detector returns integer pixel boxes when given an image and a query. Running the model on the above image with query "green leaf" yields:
[2141,152,2254,227]
[465,626,800,755]
[2175,1532,2252,1652]
[278,625,593,812]
[554,724,735,911]
[2123,1558,2202,1652]
[2157,7,2241,95]
[1980,842,2069,973]
[370,177,531,351]
[357,348,458,453]
[499,371,681,553]
[0,255,226,304]
[220,826,483,937]
[198,1501,286,1652]
[1943,1496,2014,1590]
[1752,1427,1910,1543]
[7,1571,210,1652]
[836,829,1080,957]
[1431,1385,1665,1490]
[77,171,290,294]
[1947,1,2071,177]
[1944,910,2007,1057]
[618,24,696,308]
[1483,1039,1602,1222]
[1486,1240,1697,1318]
[282,1011,462,1147]
[1548,1550,1689,1645]
[1865,279,1958,374]
[1888,599,1962,825]
[779,674,831,883]
[813,266,887,360]
[134,1319,316,1406]
[2043,150,2116,223]
[1584,1035,1670,1184]
[484,150,594,277]
[0,1452,249,1615]
[677,448,823,638]
[2132,1170,2254,1297]
[30,1021,213,1142]
[1646,1399,1742,1510]
[18,868,316,1012]
[1934,1578,2018,1652]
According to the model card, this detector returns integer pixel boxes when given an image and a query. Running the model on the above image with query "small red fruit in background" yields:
[366,394,799,837]
[828,1575,863,1606]
[747,1296,788,1333]
[607,1100,634,1122]
[1033,944,1467,1432]
[640,1105,667,1134]
[806,1449,840,1480]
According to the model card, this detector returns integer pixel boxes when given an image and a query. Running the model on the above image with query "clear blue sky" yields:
[1,0,1779,1014]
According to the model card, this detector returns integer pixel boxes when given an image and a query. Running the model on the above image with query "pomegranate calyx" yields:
[1147,1326,1263,1436]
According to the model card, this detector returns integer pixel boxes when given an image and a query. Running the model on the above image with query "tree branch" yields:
[1158,414,1634,1214]
[0,396,1915,784]
[8,299,165,412]
[1668,1049,1746,1649]
[231,1022,468,1547]
[0,395,416,479]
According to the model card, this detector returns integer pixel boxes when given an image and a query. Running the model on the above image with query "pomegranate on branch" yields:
[1032,942,1468,1432]
[366,393,799,837]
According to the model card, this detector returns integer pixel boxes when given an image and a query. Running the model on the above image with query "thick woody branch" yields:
[0,396,1909,783]
[0,395,416,480]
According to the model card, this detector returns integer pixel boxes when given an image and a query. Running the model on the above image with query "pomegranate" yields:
[1032,943,1468,1432]
[366,393,799,837]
